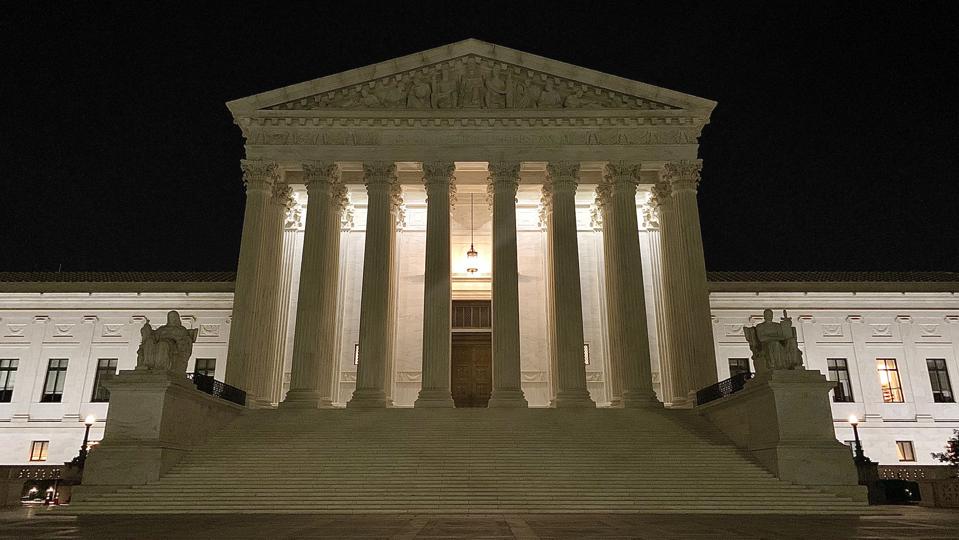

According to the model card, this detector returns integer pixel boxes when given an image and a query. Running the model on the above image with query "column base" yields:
[552,389,596,408]
[414,389,455,408]
[279,389,334,409]
[622,390,663,409]
[487,389,528,408]
[347,388,389,408]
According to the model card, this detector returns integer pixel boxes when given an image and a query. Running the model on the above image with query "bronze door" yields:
[451,332,492,408]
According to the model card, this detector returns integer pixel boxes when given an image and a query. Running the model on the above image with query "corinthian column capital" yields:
[422,161,455,186]
[302,161,339,187]
[271,183,294,207]
[603,160,641,186]
[662,160,703,192]
[487,161,521,191]
[545,161,580,194]
[363,161,398,187]
[241,159,279,191]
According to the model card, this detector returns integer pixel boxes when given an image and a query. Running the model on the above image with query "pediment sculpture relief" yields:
[268,55,677,112]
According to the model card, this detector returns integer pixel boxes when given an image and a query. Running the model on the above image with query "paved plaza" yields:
[2,506,959,539]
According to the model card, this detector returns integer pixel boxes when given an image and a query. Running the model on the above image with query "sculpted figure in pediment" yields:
[484,69,509,108]
[376,80,408,108]
[537,80,564,108]
[430,68,459,108]
[459,63,485,108]
[406,75,432,108]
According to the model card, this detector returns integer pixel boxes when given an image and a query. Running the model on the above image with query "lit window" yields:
[194,358,216,378]
[896,440,916,462]
[91,358,118,402]
[353,344,360,366]
[728,358,750,378]
[876,359,904,403]
[41,359,69,403]
[827,358,854,403]
[0,359,17,402]
[926,359,954,403]
[29,441,49,462]
[583,344,590,365]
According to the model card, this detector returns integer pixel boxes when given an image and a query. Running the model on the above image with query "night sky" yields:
[3,3,957,273]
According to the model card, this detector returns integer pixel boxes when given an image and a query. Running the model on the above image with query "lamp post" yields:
[77,415,96,467]
[848,414,869,464]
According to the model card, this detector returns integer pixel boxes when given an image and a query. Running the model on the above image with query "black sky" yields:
[2,2,957,272]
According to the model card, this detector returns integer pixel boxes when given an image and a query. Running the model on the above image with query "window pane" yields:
[877,359,904,403]
[91,358,118,402]
[30,441,49,462]
[896,441,915,462]
[827,358,853,402]
[927,359,954,403]
[0,359,17,402]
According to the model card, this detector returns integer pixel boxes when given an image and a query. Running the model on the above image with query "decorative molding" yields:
[821,324,843,337]
[797,315,815,323]
[34,315,50,324]
[5,324,26,338]
[240,159,279,190]
[846,315,864,324]
[723,324,744,337]
[520,371,547,383]
[81,315,98,324]
[662,160,702,192]
[340,371,358,383]
[870,324,893,337]
[101,324,124,337]
[53,324,75,337]
[945,315,959,324]
[919,324,941,337]
[895,315,913,324]
[266,55,678,112]
[585,371,605,383]
[199,324,221,337]
[395,371,422,383]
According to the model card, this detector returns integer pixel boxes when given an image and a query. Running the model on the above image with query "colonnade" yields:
[224,159,717,408]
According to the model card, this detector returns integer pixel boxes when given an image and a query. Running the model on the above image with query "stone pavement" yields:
[2,506,959,539]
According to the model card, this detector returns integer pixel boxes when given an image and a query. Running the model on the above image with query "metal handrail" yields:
[696,372,753,406]
[187,372,246,406]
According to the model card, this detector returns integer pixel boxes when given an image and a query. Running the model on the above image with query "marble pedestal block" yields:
[698,369,866,502]
[73,369,243,500]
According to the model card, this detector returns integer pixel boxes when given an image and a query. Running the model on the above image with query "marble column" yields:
[596,184,624,406]
[247,182,292,407]
[662,160,718,396]
[225,160,278,397]
[486,161,528,408]
[281,163,346,408]
[415,161,456,408]
[602,162,660,408]
[348,162,398,408]
[543,162,595,408]
[641,198,673,404]
[270,206,299,404]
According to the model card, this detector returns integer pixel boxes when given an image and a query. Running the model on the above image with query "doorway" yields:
[451,332,492,408]
[450,300,492,408]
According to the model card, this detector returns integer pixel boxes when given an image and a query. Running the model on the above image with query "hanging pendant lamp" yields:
[466,192,479,274]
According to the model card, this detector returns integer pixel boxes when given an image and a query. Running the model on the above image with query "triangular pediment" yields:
[227,39,716,116]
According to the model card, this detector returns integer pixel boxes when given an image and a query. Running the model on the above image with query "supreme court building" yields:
[222,38,718,411]
[2,40,958,513]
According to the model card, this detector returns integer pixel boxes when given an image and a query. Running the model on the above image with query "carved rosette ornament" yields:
[662,160,703,192]
[241,159,279,191]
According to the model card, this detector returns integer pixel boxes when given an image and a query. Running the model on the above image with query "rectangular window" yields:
[194,358,216,378]
[896,440,916,462]
[29,441,49,462]
[0,359,17,402]
[91,358,118,402]
[926,359,954,403]
[827,358,855,403]
[41,359,69,403]
[728,358,750,378]
[876,358,904,403]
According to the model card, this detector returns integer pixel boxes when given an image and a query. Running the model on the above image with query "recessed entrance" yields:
[451,301,492,408]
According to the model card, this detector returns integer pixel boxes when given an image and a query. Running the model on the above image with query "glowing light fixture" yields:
[848,414,859,426]
[466,193,479,274]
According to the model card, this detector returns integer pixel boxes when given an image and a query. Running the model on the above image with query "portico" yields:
[223,39,719,409]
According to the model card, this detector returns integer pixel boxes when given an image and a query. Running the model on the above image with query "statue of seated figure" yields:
[136,310,198,375]
[744,309,804,374]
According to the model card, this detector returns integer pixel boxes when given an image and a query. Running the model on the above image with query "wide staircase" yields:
[69,408,867,514]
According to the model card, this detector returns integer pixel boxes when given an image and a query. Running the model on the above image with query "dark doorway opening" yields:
[451,332,492,408]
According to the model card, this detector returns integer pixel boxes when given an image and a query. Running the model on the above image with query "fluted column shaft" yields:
[597,184,624,406]
[643,206,673,404]
[282,163,345,408]
[225,160,278,398]
[654,182,695,405]
[663,160,718,394]
[247,183,292,406]
[544,162,595,408]
[415,162,456,407]
[603,162,660,408]
[487,162,528,408]
[271,212,299,404]
[348,162,398,408]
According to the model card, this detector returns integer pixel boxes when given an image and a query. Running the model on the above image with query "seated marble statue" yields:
[744,309,804,373]
[136,310,198,374]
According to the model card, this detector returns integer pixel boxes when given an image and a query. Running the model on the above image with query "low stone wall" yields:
[698,369,867,502]
[73,369,243,501]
